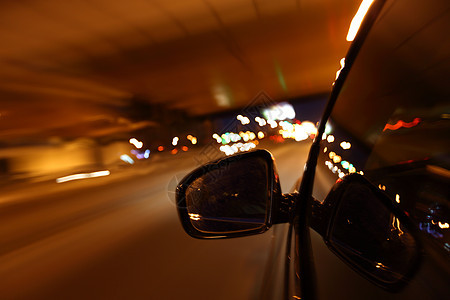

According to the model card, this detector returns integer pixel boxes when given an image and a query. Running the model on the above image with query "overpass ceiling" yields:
[0,0,361,141]
[0,0,360,112]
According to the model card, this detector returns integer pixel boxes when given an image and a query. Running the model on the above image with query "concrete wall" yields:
[3,139,132,180]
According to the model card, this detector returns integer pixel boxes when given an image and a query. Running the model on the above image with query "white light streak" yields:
[56,170,111,184]
[129,138,143,149]
[346,0,375,41]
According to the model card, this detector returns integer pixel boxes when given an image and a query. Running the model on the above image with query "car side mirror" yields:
[176,149,290,239]
[315,174,421,291]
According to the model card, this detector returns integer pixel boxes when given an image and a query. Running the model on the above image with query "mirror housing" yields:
[175,149,289,239]
[312,174,421,291]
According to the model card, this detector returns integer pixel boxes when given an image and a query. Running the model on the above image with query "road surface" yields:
[0,141,312,300]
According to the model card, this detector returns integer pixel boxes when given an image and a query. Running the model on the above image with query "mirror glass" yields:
[329,181,419,284]
[185,156,270,233]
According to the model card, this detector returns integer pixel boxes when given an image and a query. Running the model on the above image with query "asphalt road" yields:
[0,140,312,300]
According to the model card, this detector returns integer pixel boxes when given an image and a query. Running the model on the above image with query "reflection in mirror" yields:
[185,156,269,233]
[329,179,419,285]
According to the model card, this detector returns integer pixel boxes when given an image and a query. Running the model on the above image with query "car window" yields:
[312,0,450,254]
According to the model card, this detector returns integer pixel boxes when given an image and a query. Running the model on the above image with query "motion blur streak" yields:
[129,138,143,149]
[56,170,111,183]
[383,118,421,131]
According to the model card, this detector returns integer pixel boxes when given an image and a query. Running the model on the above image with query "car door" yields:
[301,0,450,298]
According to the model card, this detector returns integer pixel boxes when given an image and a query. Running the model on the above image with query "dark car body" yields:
[176,0,450,299]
